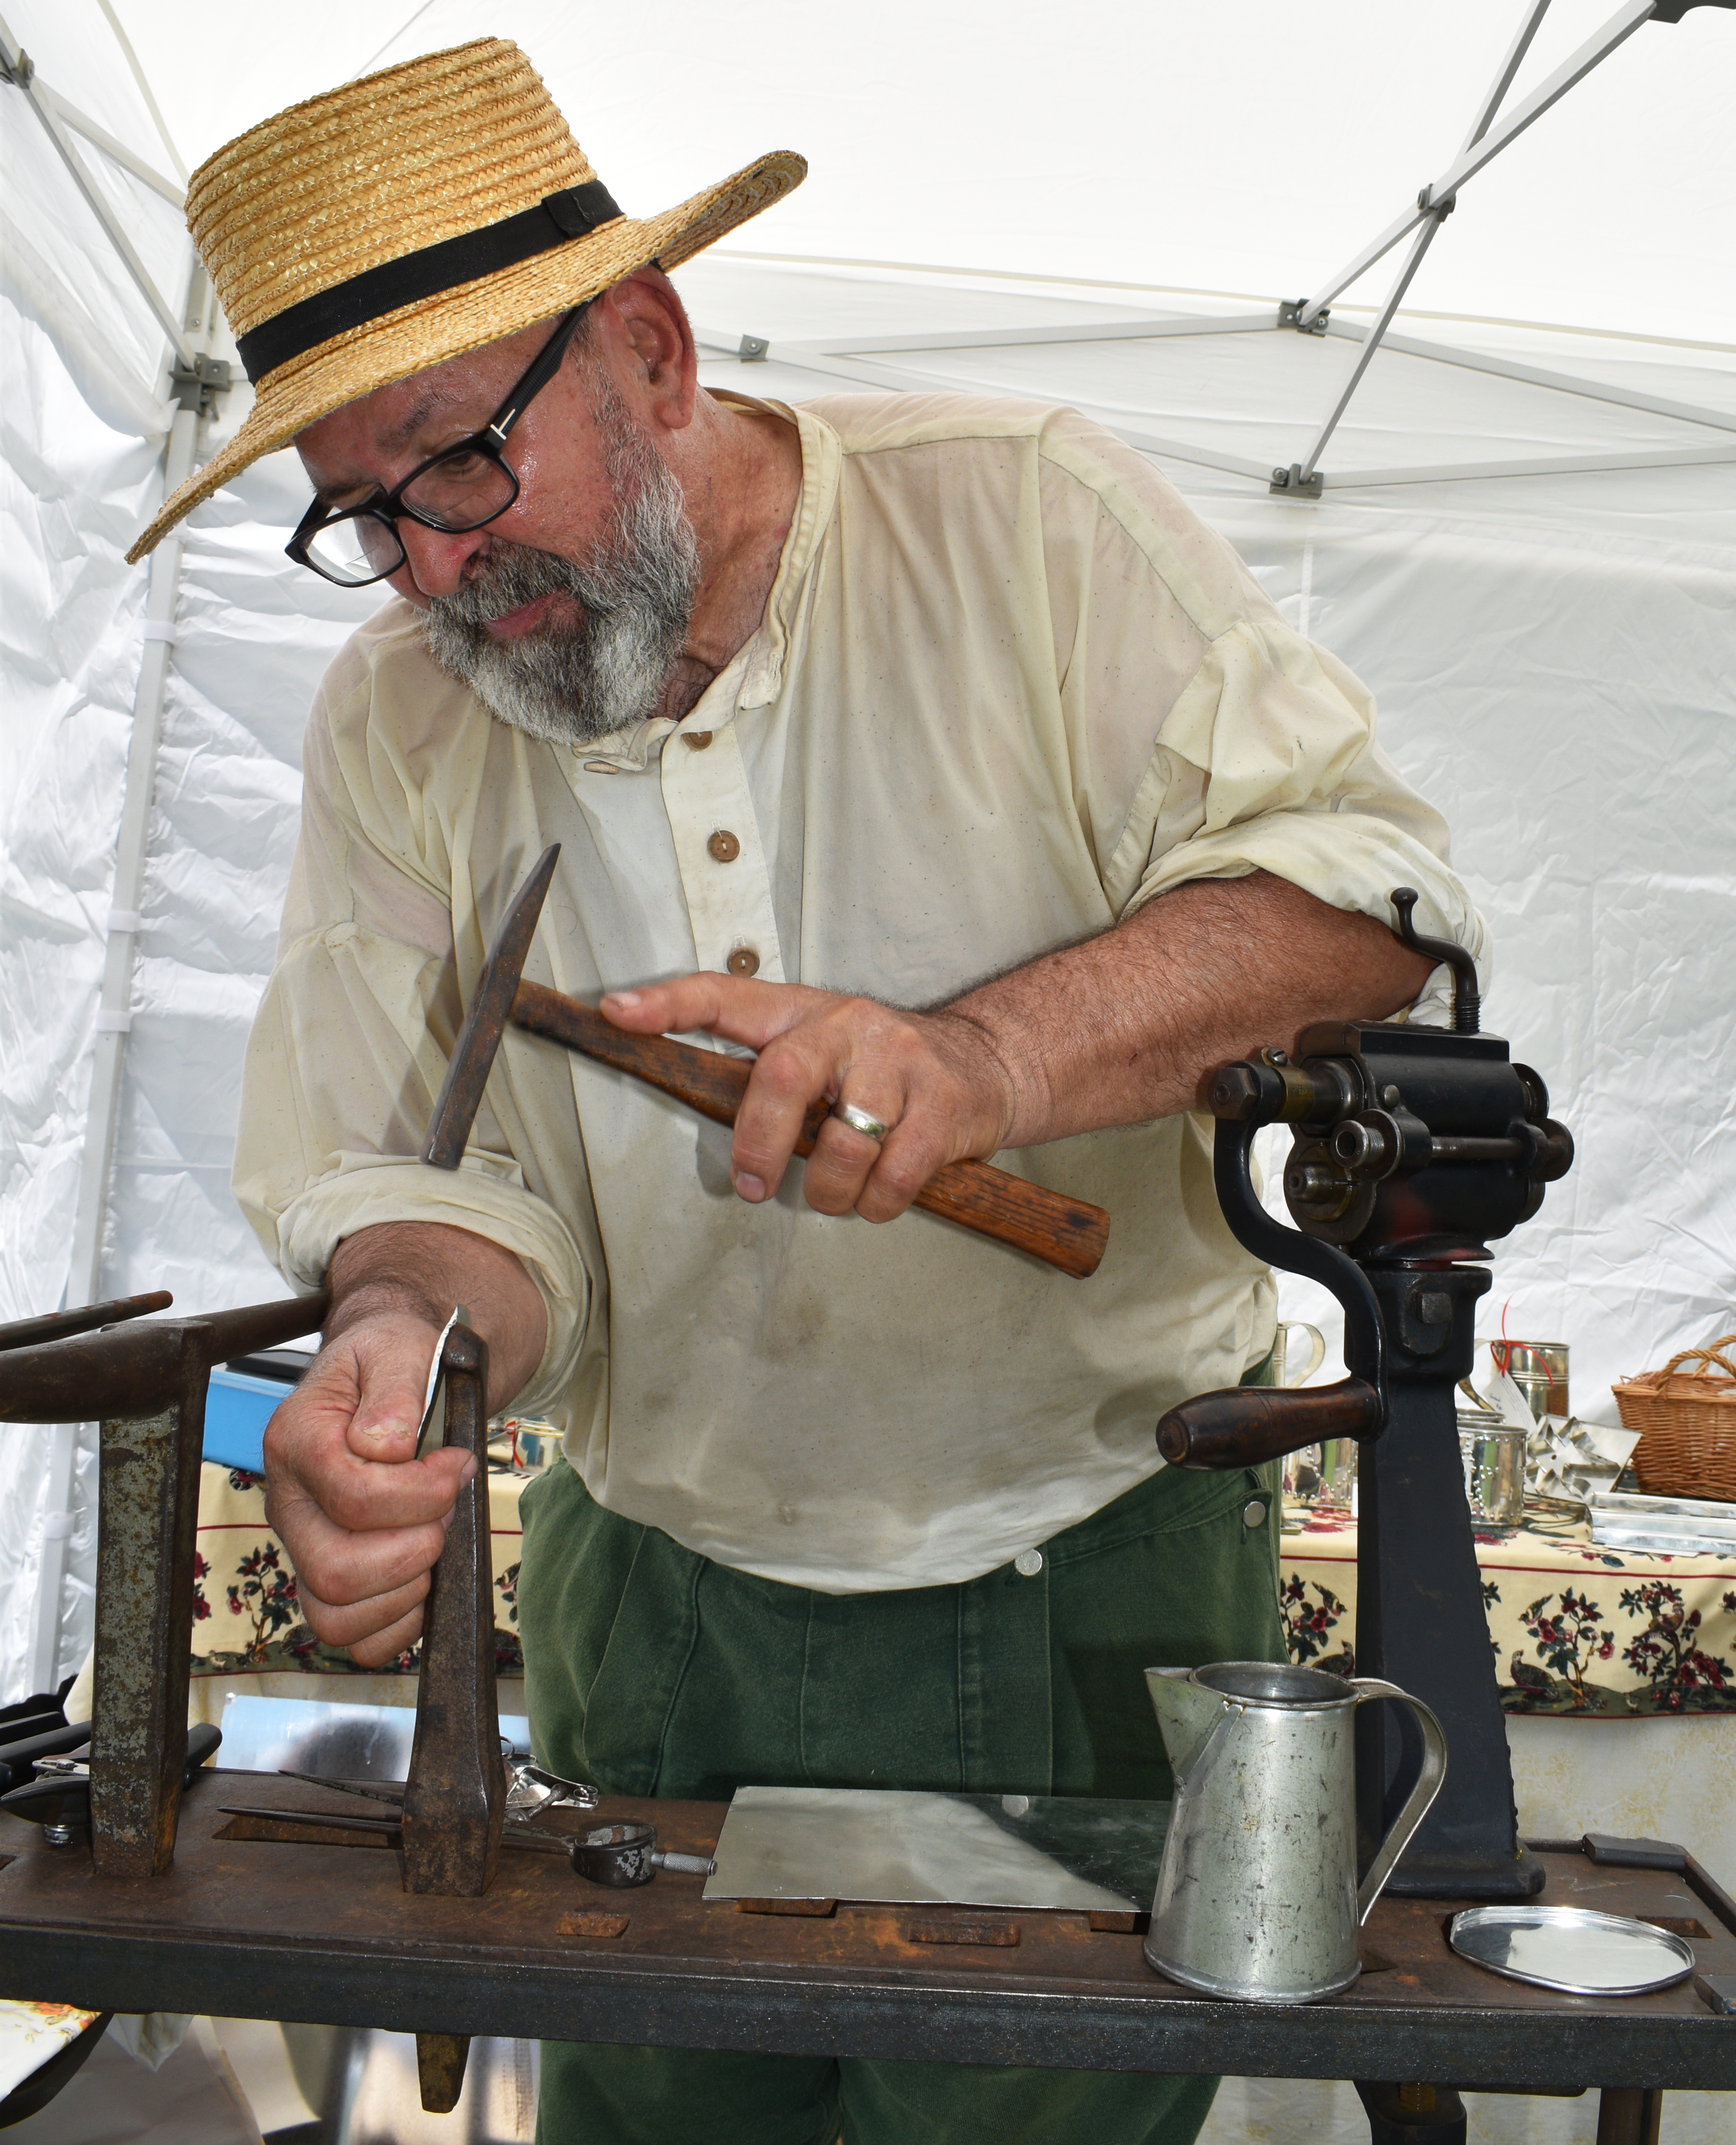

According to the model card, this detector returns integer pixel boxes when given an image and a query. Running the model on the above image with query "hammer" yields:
[422,845,1109,1278]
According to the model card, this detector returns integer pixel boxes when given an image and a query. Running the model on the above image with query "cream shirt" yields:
[234,391,1485,1593]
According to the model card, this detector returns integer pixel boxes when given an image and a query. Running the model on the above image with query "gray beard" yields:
[418,378,700,745]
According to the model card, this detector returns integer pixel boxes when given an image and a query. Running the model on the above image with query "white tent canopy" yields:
[3,0,1733,1703]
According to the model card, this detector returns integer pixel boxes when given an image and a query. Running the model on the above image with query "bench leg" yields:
[1596,2088,1664,2145]
[1355,2081,1468,2139]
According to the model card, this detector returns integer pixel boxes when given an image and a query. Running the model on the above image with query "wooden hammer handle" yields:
[511,980,1108,1279]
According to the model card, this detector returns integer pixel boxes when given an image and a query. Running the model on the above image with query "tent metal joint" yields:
[1269,463,1325,500]
[169,354,233,415]
[1278,300,1331,336]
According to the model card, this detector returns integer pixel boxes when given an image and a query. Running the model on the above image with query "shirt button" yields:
[707,829,741,864]
[1243,1499,1268,1529]
[683,730,713,751]
[726,946,760,977]
[1014,1548,1044,1578]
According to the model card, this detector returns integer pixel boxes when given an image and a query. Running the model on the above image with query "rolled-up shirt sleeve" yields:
[232,645,590,1413]
[1039,409,1488,1024]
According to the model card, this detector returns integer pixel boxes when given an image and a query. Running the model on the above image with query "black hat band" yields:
[235,181,623,383]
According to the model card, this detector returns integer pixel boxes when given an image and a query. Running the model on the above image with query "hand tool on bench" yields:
[2,1723,222,1844]
[421,845,1110,1279]
[282,1756,599,1814]
[221,1791,714,1881]
[1155,888,1574,1903]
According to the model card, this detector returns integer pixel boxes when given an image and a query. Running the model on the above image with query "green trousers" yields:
[518,1452,1283,2145]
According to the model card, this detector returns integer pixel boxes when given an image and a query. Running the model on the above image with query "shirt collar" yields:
[708,393,841,712]
[565,394,842,771]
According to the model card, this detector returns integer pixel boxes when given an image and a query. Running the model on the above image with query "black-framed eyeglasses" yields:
[286,304,591,588]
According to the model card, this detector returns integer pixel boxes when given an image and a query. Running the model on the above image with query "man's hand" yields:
[601,874,1435,1222]
[599,977,1023,1224]
[261,1223,547,1665]
[263,1308,471,1666]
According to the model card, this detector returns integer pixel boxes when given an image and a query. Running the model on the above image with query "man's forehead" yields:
[296,322,548,466]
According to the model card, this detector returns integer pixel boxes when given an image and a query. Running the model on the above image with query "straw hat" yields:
[127,38,805,562]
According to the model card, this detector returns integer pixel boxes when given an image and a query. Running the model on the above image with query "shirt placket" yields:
[660,714,785,985]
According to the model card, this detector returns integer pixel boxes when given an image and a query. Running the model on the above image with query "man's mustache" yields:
[429,545,593,636]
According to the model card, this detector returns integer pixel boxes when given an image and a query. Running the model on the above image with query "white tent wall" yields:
[1,3,187,1697]
[1,1,1733,1711]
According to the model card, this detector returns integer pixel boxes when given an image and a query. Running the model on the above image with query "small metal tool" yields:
[421,846,1110,1279]
[2,1722,222,1845]
[572,1821,658,1886]
[505,1761,599,1814]
[283,1760,599,1817]
[568,1821,715,1886]
[414,1304,467,1459]
[221,1800,573,1857]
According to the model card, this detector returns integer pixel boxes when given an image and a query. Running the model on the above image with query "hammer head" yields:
[423,845,560,1169]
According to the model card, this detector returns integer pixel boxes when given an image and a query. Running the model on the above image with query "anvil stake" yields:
[423,845,1110,1279]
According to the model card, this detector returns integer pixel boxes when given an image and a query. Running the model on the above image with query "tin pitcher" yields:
[1144,1661,1447,2002]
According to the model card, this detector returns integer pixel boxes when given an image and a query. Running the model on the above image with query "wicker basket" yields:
[1612,1335,1736,1502]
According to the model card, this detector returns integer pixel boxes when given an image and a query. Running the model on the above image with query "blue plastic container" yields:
[203,1368,295,1476]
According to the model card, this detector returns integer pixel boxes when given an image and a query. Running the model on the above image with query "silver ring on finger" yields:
[834,1101,890,1143]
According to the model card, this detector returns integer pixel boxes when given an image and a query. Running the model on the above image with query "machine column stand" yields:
[1357,1261,1543,1899]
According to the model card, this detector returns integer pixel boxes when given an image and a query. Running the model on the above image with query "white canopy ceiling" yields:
[2,1,1733,1702]
[83,0,1736,347]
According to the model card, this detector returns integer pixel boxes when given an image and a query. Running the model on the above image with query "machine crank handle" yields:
[1156,1377,1384,1471]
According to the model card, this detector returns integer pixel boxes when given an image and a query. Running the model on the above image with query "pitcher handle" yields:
[1348,1677,1448,1924]
[1279,1321,1327,1388]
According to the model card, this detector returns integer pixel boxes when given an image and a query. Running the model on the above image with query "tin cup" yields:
[1458,1421,1528,1530]
[1482,1340,1570,1422]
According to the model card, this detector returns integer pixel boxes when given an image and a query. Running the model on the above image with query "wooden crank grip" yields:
[1157,1377,1382,1471]
[511,979,1108,1278]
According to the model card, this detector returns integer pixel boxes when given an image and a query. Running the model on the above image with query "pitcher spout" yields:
[1144,1666,1232,1794]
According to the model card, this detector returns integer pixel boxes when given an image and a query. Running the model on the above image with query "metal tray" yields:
[1449,1903,1696,1996]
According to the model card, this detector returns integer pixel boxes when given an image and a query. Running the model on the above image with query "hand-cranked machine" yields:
[1,885,1730,2143]
[1157,890,1573,1901]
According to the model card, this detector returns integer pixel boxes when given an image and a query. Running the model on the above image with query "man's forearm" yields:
[325,1221,548,1415]
[945,872,1436,1148]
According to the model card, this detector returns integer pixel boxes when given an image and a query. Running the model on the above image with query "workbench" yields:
[3,1777,1733,2129]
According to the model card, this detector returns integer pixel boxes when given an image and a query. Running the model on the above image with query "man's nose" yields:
[395,519,492,599]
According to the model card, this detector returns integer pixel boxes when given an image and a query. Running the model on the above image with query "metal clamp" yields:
[1269,463,1325,498]
[169,354,232,415]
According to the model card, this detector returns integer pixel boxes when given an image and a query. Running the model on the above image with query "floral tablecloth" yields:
[191,1461,1736,1718]
[191,1462,528,1681]
[1281,1505,1736,1715]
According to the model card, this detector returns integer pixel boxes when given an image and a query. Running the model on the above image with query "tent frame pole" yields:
[1286,0,1554,484]
[1294,0,1660,333]
[0,12,191,364]
[693,321,1736,492]
[36,402,200,1700]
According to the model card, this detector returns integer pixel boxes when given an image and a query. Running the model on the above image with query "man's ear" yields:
[594,268,699,436]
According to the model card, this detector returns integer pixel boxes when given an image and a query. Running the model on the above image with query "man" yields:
[132,37,1479,2145]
